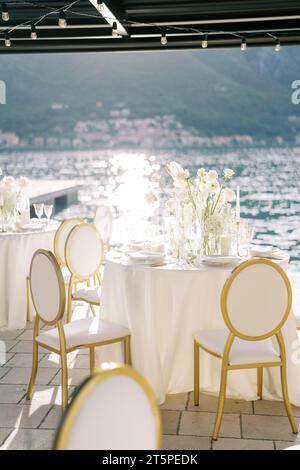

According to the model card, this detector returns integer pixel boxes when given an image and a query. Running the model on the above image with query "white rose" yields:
[207,180,220,194]
[223,168,235,180]
[3,176,15,187]
[19,176,29,189]
[167,161,187,182]
[145,191,158,205]
[223,187,236,203]
[207,170,218,181]
[165,198,176,212]
[150,173,161,183]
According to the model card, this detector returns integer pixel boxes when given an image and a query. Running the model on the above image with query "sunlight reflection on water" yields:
[0,146,300,267]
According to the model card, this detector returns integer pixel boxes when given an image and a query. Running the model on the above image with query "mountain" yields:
[0,46,300,141]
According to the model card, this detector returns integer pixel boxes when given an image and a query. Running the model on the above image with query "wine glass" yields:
[33,203,44,222]
[44,204,53,224]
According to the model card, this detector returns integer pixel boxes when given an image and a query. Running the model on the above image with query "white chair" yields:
[53,217,84,281]
[94,205,113,250]
[26,249,131,411]
[65,222,104,322]
[193,258,298,440]
[54,366,161,450]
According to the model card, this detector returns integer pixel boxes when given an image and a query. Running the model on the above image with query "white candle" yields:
[236,185,240,220]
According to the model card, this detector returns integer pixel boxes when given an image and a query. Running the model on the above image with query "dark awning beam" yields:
[89,0,128,35]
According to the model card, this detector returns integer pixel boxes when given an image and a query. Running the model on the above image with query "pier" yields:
[27,179,83,215]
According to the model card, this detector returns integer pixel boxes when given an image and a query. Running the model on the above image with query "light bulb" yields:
[2,3,9,21]
[202,35,208,48]
[275,39,281,52]
[241,38,247,51]
[31,25,37,40]
[5,33,11,47]
[161,33,167,45]
[97,1,104,13]
[112,21,118,37]
[58,11,67,28]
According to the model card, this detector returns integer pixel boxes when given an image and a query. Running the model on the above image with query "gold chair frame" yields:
[54,366,162,450]
[26,249,131,412]
[64,222,104,323]
[193,258,298,440]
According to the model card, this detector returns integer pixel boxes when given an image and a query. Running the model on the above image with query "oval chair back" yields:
[54,217,84,267]
[29,249,65,325]
[93,205,113,247]
[221,258,292,341]
[54,366,161,450]
[65,222,104,280]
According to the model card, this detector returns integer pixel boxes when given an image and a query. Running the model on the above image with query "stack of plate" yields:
[196,255,241,267]
[249,246,286,260]
[127,251,166,266]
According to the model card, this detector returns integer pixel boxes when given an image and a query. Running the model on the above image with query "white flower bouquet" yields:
[0,169,30,231]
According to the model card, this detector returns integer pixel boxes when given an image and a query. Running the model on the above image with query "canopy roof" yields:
[1,0,300,53]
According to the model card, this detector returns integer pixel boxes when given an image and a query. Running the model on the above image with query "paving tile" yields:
[69,354,92,369]
[163,434,211,450]
[0,330,23,340]
[0,429,13,446]
[16,330,35,341]
[0,353,14,366]
[5,353,42,368]
[0,384,27,403]
[187,393,253,414]
[275,440,300,450]
[20,385,75,406]
[160,394,188,411]
[254,400,300,418]
[39,353,75,368]
[0,367,59,385]
[9,341,48,354]
[242,414,300,441]
[213,438,274,450]
[39,406,62,430]
[1,428,56,450]
[161,410,181,435]
[0,368,11,380]
[179,411,241,438]
[1,340,18,352]
[50,368,90,386]
[0,403,51,428]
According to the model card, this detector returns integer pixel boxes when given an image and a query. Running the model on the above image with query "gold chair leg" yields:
[90,347,95,373]
[280,362,298,433]
[60,351,69,412]
[194,340,200,406]
[26,276,31,322]
[212,361,228,440]
[67,283,73,323]
[257,368,263,400]
[90,304,96,317]
[26,340,39,400]
[124,336,131,365]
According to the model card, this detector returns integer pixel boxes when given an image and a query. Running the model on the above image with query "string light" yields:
[241,37,247,51]
[58,10,67,28]
[112,21,118,37]
[1,3,9,21]
[202,34,208,48]
[97,1,104,13]
[30,24,37,39]
[4,32,10,47]
[161,32,167,45]
[275,38,281,51]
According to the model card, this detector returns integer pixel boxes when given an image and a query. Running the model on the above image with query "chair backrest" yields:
[221,259,292,341]
[65,222,104,279]
[94,205,113,245]
[54,366,162,450]
[54,217,83,266]
[30,249,65,325]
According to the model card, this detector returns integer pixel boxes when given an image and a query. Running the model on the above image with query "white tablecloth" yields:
[0,224,58,330]
[100,254,300,405]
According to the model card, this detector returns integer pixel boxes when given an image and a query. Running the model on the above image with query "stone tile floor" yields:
[1,304,300,451]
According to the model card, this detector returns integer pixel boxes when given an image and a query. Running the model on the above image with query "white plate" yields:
[127,251,166,265]
[20,223,44,231]
[199,255,241,267]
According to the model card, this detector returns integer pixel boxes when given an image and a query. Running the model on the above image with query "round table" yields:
[100,253,300,406]
[0,222,59,330]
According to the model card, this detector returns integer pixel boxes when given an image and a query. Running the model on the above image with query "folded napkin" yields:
[250,246,287,260]
[128,241,165,255]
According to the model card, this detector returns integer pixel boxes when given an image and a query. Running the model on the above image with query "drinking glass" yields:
[44,204,53,223]
[33,203,44,221]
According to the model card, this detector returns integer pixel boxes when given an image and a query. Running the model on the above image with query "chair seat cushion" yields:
[194,328,280,365]
[36,317,130,351]
[72,287,100,305]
